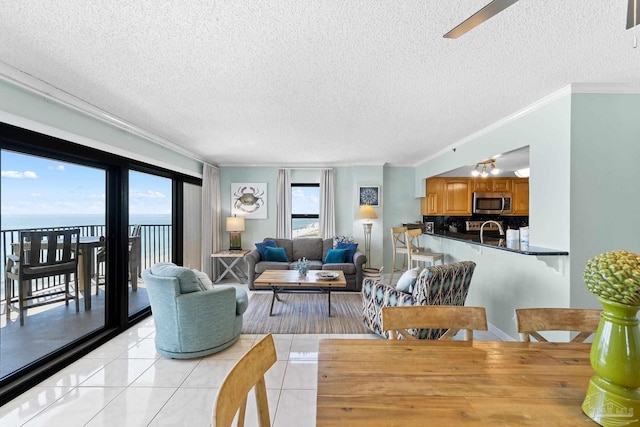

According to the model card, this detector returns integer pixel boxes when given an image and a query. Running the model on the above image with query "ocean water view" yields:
[1,214,171,231]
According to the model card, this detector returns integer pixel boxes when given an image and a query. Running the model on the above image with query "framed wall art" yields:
[358,185,380,207]
[231,182,267,219]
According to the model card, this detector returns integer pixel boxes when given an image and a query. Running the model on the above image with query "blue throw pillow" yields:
[264,246,289,262]
[325,248,347,264]
[255,239,277,260]
[395,267,421,294]
[336,242,358,262]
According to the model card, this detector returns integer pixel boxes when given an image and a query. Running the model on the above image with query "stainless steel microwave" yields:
[472,192,513,214]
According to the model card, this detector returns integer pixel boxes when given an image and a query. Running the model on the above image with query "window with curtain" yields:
[291,183,320,238]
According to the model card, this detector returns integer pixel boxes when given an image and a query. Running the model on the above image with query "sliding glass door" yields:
[0,149,107,380]
[128,170,172,316]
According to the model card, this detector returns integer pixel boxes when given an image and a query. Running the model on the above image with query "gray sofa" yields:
[246,237,366,291]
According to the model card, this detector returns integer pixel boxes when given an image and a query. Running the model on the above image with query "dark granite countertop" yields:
[424,230,569,256]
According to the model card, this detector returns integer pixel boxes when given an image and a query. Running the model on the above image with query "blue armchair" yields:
[143,263,249,359]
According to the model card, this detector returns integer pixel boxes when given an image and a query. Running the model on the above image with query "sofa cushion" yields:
[256,261,290,274]
[336,242,358,262]
[325,248,347,263]
[293,238,323,261]
[264,246,289,262]
[150,262,202,294]
[255,239,277,260]
[322,263,356,275]
[235,287,249,315]
[268,238,294,261]
[396,267,421,294]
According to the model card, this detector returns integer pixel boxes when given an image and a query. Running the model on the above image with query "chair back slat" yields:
[382,306,488,341]
[515,308,602,343]
[213,334,277,427]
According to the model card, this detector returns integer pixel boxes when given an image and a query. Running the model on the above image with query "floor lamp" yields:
[358,205,378,267]
[226,215,245,250]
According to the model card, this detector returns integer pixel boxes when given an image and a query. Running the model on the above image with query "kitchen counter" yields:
[426,230,568,256]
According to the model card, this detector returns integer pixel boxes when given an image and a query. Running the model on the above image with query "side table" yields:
[211,250,250,283]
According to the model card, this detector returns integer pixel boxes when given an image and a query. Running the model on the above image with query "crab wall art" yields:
[231,182,268,218]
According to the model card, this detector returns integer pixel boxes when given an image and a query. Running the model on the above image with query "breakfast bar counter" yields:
[425,230,569,256]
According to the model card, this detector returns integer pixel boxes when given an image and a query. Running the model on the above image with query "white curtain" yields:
[319,169,335,239]
[201,164,221,278]
[276,169,292,239]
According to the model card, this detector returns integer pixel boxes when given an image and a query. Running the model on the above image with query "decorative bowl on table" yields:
[316,271,340,281]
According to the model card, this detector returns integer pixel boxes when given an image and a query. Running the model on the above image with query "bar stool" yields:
[405,228,444,269]
[389,226,409,285]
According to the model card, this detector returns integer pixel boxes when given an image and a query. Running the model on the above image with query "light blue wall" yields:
[569,93,640,310]
[383,166,421,273]
[414,90,640,336]
[415,95,572,250]
[414,94,573,338]
[0,79,202,177]
[219,165,396,268]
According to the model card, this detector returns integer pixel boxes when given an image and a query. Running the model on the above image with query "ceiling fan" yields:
[444,0,640,39]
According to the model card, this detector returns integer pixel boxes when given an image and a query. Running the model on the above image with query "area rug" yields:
[242,292,369,334]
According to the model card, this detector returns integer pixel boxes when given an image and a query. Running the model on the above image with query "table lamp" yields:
[226,215,245,250]
[358,204,378,267]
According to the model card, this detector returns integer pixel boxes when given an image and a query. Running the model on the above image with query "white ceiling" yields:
[1,1,639,167]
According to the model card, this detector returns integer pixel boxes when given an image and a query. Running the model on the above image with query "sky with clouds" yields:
[291,185,320,214]
[1,150,171,216]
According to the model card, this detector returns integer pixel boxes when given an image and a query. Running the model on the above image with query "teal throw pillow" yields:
[325,248,347,263]
[395,267,421,294]
[336,242,358,262]
[255,239,277,260]
[264,246,289,262]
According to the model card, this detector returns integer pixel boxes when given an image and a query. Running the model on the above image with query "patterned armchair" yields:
[362,261,476,339]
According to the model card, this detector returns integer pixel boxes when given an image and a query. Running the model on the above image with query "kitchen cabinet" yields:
[511,178,529,215]
[422,177,444,215]
[443,178,472,215]
[472,178,511,192]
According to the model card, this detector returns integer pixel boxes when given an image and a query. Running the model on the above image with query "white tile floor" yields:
[0,316,385,427]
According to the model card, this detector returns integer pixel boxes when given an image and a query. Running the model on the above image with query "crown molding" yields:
[414,82,640,167]
[0,61,210,170]
[570,83,640,94]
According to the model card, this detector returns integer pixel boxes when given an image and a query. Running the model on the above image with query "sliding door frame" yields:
[0,122,202,405]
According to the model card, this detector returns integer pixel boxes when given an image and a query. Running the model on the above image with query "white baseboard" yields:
[488,322,517,341]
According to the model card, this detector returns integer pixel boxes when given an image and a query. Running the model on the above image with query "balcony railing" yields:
[1,224,172,301]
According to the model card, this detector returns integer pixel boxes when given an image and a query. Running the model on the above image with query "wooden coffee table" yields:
[254,270,347,317]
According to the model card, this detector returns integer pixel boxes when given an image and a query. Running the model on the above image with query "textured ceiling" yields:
[1,1,639,167]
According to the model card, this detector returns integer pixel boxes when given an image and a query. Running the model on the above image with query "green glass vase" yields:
[582,298,640,426]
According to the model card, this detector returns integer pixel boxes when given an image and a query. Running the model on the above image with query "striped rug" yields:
[242,292,369,334]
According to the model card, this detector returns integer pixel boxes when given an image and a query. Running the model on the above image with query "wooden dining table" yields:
[316,339,599,426]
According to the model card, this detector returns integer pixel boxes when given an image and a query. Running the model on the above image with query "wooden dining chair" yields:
[213,334,277,427]
[389,226,408,285]
[382,306,488,341]
[515,308,602,342]
[405,228,445,269]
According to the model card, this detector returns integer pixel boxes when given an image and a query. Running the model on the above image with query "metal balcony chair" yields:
[95,224,141,293]
[5,229,80,325]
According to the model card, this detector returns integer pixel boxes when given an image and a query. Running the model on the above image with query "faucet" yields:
[480,220,504,244]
